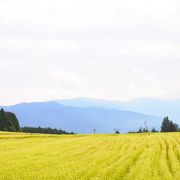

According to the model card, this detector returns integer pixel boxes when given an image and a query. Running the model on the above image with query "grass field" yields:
[0,132,180,180]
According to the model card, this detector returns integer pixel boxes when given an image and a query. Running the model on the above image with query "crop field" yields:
[0,132,180,180]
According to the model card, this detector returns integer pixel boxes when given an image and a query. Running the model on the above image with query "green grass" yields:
[0,132,180,180]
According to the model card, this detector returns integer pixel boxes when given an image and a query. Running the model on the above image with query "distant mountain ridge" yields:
[56,98,180,123]
[56,98,124,110]
[1,101,161,133]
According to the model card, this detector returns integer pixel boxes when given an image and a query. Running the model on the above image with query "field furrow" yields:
[0,132,180,179]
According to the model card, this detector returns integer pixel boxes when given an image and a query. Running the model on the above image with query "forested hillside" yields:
[0,108,21,132]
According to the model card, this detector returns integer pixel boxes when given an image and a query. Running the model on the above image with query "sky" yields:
[0,0,180,105]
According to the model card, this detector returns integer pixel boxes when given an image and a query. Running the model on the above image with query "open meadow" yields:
[0,132,180,180]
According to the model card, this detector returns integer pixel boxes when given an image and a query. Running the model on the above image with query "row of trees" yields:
[1,107,179,134]
[129,116,179,133]
[0,108,74,134]
[161,116,179,132]
[21,126,74,134]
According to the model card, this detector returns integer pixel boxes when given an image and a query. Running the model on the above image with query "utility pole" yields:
[93,128,96,134]
[144,121,148,132]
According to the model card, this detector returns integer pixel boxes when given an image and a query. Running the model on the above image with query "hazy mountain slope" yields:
[1,102,92,133]
[1,101,161,133]
[56,98,123,110]
[121,98,180,122]
[56,98,180,123]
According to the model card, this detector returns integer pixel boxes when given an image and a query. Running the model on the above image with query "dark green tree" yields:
[138,127,143,133]
[0,108,21,132]
[5,112,21,132]
[143,128,149,132]
[151,127,158,133]
[174,123,179,131]
[161,117,178,132]
[115,130,120,134]
[0,108,8,131]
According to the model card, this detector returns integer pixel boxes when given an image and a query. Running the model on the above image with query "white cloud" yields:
[0,0,180,104]
[44,70,90,91]
[0,69,93,105]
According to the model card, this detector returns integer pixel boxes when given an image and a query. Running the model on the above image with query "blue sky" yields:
[0,0,180,105]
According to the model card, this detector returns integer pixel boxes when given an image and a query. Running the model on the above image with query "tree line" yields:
[21,126,74,134]
[1,108,180,134]
[0,108,74,134]
[129,116,179,133]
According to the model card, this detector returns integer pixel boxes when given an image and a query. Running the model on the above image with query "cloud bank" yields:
[0,0,180,104]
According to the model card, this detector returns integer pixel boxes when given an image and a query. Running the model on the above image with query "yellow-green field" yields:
[0,132,180,180]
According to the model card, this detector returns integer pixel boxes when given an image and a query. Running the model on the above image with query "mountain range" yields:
[57,98,180,121]
[1,97,179,133]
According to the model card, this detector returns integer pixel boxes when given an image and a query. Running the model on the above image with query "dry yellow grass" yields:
[0,132,180,179]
